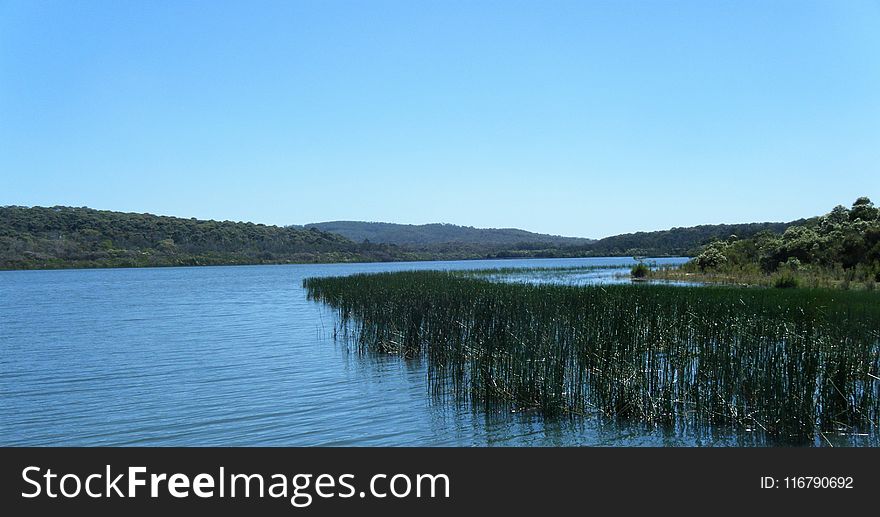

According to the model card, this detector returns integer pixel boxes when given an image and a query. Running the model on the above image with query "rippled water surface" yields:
[3,256,790,447]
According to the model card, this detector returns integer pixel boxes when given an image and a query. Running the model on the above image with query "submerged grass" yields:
[304,271,880,443]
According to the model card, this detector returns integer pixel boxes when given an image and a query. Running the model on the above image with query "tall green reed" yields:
[304,271,880,442]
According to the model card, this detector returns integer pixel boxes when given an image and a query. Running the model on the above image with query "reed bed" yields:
[303,271,880,442]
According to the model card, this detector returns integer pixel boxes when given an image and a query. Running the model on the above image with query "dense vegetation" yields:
[0,206,404,269]
[585,221,800,257]
[0,202,849,270]
[302,220,594,246]
[305,219,801,259]
[305,271,880,444]
[666,198,880,289]
[0,206,623,269]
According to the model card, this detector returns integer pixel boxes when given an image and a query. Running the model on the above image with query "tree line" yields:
[0,204,841,270]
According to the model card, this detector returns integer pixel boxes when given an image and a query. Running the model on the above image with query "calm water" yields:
[1,256,790,447]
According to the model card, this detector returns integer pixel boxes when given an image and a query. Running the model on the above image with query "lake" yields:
[0,256,810,447]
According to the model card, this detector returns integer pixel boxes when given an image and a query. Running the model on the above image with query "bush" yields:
[694,246,728,271]
[780,257,801,272]
[773,274,799,289]
[631,262,649,278]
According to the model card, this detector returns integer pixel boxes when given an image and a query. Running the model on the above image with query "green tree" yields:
[850,197,878,222]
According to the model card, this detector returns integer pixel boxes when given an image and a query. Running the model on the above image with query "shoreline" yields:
[0,254,687,273]
[643,267,879,291]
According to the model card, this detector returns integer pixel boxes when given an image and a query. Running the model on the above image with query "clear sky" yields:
[1,0,878,238]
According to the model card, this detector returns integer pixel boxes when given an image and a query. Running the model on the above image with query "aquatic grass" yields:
[303,271,880,443]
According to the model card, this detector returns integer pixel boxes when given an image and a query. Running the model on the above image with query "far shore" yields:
[0,254,686,273]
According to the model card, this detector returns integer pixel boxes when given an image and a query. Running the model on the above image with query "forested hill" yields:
[0,206,400,269]
[303,219,805,257]
[584,220,807,257]
[302,221,594,246]
[1,205,812,270]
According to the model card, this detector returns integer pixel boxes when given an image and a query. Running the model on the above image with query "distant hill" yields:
[302,219,806,257]
[0,206,396,269]
[302,221,594,246]
[0,205,815,270]
[584,221,808,257]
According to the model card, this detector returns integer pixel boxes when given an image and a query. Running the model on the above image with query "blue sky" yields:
[1,0,878,238]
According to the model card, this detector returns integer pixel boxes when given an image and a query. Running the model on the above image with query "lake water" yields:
[0,256,794,447]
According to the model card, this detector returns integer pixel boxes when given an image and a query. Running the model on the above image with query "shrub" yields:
[631,262,649,278]
[773,274,799,289]
[781,257,801,272]
[694,246,728,271]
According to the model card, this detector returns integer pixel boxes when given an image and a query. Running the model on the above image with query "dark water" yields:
[2,256,793,447]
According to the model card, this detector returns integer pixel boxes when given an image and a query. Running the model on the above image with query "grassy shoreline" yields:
[643,265,878,291]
